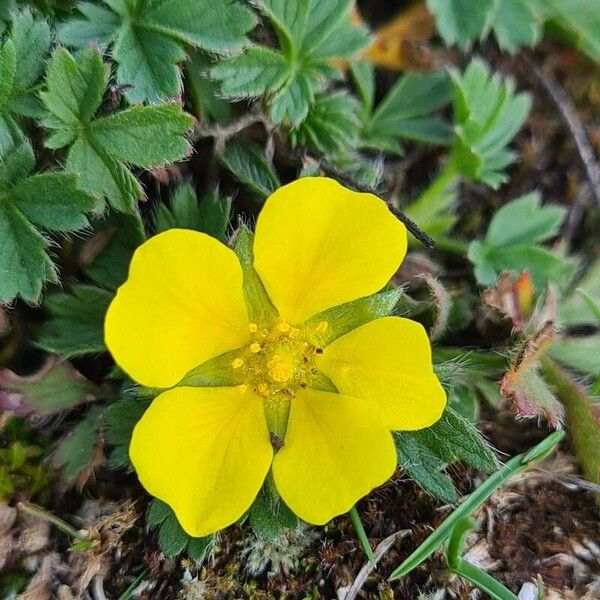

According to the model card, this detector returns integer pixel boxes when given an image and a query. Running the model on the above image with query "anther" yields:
[250,342,262,354]
[277,321,290,333]
[237,384,248,394]
[231,358,245,369]
[315,347,323,354]
[248,323,258,333]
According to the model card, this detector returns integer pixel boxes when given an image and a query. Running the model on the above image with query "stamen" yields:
[231,358,245,369]
[277,320,290,333]
[250,342,262,354]
[237,384,248,394]
[248,323,258,333]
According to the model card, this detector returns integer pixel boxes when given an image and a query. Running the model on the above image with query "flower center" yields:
[231,317,328,398]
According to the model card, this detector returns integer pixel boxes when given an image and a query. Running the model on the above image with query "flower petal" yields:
[130,386,273,537]
[105,229,250,388]
[253,177,407,324]
[272,388,396,525]
[317,316,446,431]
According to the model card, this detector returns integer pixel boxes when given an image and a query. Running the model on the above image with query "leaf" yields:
[212,0,369,126]
[154,184,231,242]
[41,47,194,214]
[427,0,540,53]
[52,406,103,483]
[395,406,496,502]
[560,260,600,327]
[540,0,600,63]
[290,90,360,155]
[147,499,213,560]
[549,336,600,376]
[0,358,99,417]
[0,138,96,305]
[104,396,152,469]
[248,487,298,540]
[450,58,531,188]
[220,139,280,200]
[81,213,146,291]
[361,70,452,154]
[468,192,573,289]
[0,11,51,125]
[394,432,459,503]
[36,285,113,358]
[59,0,257,103]
[485,192,566,247]
[186,51,231,123]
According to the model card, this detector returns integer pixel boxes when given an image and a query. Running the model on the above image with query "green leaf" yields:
[82,213,146,291]
[37,285,113,358]
[59,0,257,103]
[0,138,96,305]
[395,432,459,503]
[540,0,600,63]
[104,396,152,469]
[290,90,360,155]
[362,71,452,155]
[146,498,171,530]
[549,336,600,376]
[485,192,566,247]
[427,0,540,53]
[220,139,280,200]
[53,406,103,482]
[0,11,51,124]
[560,260,600,327]
[41,47,194,214]
[157,508,189,558]
[450,59,531,188]
[0,358,100,417]
[186,51,231,123]
[248,487,298,540]
[154,184,231,242]
[212,0,369,126]
[468,192,574,289]
[427,0,494,50]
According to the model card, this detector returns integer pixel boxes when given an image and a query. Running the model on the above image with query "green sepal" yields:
[248,485,298,540]
[305,287,404,347]
[178,348,243,388]
[233,226,278,326]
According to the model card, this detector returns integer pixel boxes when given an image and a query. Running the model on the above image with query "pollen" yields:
[250,342,262,354]
[231,358,245,369]
[248,323,258,333]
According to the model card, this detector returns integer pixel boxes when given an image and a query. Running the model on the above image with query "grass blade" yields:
[349,506,376,567]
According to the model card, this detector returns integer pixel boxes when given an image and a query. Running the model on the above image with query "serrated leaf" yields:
[362,71,452,154]
[212,0,369,126]
[468,192,573,289]
[53,406,103,482]
[0,358,99,417]
[290,90,360,155]
[59,0,257,103]
[146,498,171,530]
[560,260,600,327]
[158,509,189,558]
[428,0,540,53]
[395,431,459,503]
[41,47,194,214]
[186,51,231,123]
[37,285,113,358]
[104,397,152,469]
[0,138,96,305]
[220,139,280,199]
[155,184,231,242]
[449,59,531,188]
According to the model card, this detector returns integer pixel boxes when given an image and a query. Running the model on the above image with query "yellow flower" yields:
[104,177,446,537]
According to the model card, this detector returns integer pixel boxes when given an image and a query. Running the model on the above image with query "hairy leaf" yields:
[59,0,257,103]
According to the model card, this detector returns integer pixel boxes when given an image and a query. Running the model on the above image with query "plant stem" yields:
[18,502,88,541]
[349,506,376,567]
[405,161,460,227]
